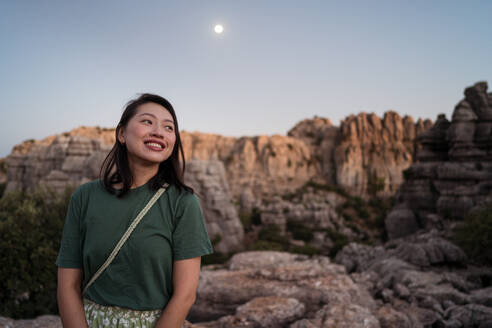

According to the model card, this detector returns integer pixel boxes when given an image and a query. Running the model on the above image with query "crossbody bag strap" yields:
[82,183,169,295]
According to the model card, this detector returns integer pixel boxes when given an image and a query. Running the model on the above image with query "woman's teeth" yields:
[146,142,163,149]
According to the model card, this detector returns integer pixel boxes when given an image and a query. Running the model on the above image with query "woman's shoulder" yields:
[165,184,200,207]
[71,179,106,199]
[166,184,196,198]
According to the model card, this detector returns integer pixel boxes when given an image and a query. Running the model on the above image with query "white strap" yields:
[82,183,169,295]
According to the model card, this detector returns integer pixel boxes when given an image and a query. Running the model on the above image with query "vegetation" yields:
[202,252,231,265]
[402,168,413,180]
[450,201,492,266]
[281,180,350,202]
[290,244,321,256]
[0,186,73,318]
[249,224,322,256]
[323,228,349,257]
[239,207,262,232]
[367,172,386,196]
[0,182,6,198]
[286,220,313,242]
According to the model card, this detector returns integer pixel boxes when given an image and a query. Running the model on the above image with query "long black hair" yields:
[100,93,193,197]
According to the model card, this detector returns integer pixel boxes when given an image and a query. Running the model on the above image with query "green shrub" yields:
[451,202,492,266]
[211,234,222,246]
[0,186,73,318]
[0,182,6,199]
[251,240,285,251]
[250,207,262,225]
[402,168,413,180]
[202,252,231,265]
[367,173,385,196]
[286,220,314,242]
[290,244,321,256]
[324,228,349,258]
[239,208,262,232]
[239,211,253,231]
[304,180,349,197]
[258,225,289,246]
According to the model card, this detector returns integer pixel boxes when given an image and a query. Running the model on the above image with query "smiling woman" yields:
[117,102,177,176]
[55,94,214,328]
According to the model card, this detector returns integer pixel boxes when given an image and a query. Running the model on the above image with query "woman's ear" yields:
[117,127,125,144]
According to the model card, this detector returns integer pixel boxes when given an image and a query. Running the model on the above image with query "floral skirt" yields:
[83,298,162,328]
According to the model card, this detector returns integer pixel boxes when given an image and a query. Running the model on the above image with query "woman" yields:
[56,94,214,328]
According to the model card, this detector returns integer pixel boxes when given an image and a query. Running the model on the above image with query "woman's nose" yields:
[150,125,165,138]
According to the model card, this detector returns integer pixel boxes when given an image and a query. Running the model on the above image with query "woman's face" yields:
[118,102,176,169]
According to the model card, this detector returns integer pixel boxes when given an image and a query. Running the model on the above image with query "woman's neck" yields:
[129,162,159,189]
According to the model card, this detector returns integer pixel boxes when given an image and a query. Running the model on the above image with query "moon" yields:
[214,24,224,34]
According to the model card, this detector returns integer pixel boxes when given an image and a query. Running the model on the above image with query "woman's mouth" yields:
[144,142,164,151]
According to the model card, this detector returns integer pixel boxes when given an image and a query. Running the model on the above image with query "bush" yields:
[251,240,285,252]
[367,173,385,196]
[286,220,314,242]
[239,208,262,232]
[258,225,289,246]
[324,228,349,258]
[402,168,413,180]
[304,180,349,197]
[0,182,6,198]
[451,202,492,266]
[290,244,321,256]
[0,186,73,318]
[202,252,231,265]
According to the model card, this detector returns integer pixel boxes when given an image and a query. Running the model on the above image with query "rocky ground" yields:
[3,239,491,327]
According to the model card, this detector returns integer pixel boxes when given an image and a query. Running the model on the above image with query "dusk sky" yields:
[1,0,491,157]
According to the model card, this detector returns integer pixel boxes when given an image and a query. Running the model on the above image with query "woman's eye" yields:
[165,125,174,131]
[142,119,152,124]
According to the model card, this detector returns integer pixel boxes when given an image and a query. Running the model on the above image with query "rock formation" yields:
[184,159,244,253]
[4,112,432,205]
[0,158,6,185]
[181,132,316,204]
[2,246,491,327]
[287,113,433,197]
[385,81,492,240]
[191,251,381,327]
[334,230,492,328]
[334,112,432,197]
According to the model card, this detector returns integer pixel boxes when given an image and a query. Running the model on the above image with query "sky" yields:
[1,0,491,157]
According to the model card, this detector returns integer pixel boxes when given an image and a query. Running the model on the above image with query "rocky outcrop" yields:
[194,243,490,327]
[181,132,316,205]
[287,114,433,197]
[334,112,432,197]
[0,158,6,185]
[0,315,62,328]
[191,251,381,327]
[184,160,244,253]
[335,229,492,328]
[5,112,432,205]
[385,81,492,240]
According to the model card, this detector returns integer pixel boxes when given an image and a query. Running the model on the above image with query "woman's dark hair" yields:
[100,93,193,197]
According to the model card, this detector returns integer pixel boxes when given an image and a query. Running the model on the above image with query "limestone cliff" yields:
[3,110,433,254]
[386,81,492,240]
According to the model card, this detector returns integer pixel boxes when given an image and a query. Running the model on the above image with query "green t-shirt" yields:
[56,179,214,310]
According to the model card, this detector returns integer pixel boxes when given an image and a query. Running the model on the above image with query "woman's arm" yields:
[57,267,88,328]
[155,257,202,328]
